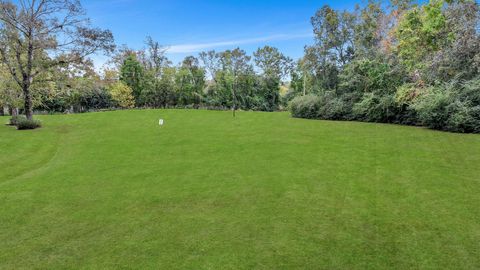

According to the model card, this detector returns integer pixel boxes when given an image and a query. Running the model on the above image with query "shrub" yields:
[461,77,480,105]
[395,83,423,104]
[8,115,26,126]
[318,98,344,120]
[16,118,42,130]
[109,82,135,109]
[413,87,453,131]
[316,91,349,120]
[289,92,357,121]
[289,94,321,119]
[413,80,480,133]
[352,93,399,123]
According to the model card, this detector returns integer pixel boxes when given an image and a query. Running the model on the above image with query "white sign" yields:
[159,119,164,126]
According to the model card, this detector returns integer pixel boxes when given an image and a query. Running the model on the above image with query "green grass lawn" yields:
[1,110,480,269]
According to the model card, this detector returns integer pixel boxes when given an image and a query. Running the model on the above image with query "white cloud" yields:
[166,33,313,54]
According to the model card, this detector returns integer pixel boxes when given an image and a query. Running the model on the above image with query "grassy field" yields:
[1,110,480,269]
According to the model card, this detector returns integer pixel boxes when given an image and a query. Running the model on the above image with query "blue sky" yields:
[83,0,357,67]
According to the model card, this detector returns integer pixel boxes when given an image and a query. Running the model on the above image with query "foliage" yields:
[352,92,399,123]
[289,94,322,119]
[354,1,385,58]
[413,79,480,133]
[175,56,205,106]
[120,54,145,100]
[289,0,480,133]
[140,68,177,108]
[8,115,25,126]
[0,65,23,111]
[35,75,113,113]
[257,77,281,111]
[316,91,350,120]
[15,118,42,130]
[311,5,355,66]
[254,46,292,80]
[339,58,406,96]
[395,0,449,74]
[109,82,135,109]
[426,1,480,82]
[0,0,114,120]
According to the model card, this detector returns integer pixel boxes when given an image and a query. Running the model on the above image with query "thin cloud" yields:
[167,33,313,54]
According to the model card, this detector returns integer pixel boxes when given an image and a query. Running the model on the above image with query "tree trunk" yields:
[303,74,306,96]
[23,84,33,120]
[9,106,18,117]
[232,79,236,118]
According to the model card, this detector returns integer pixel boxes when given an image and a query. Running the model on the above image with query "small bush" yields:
[8,115,26,126]
[289,95,321,119]
[16,118,42,130]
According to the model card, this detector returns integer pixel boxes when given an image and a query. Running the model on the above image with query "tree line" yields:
[102,43,293,113]
[289,0,480,133]
[1,0,479,133]
[0,0,292,122]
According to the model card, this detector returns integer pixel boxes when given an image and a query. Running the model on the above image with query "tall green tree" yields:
[218,48,252,116]
[120,54,145,101]
[395,0,449,75]
[311,5,356,66]
[354,1,385,58]
[254,46,293,110]
[176,56,205,106]
[427,0,480,82]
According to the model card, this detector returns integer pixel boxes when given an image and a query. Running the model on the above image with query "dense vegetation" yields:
[1,0,479,134]
[1,110,480,269]
[289,0,480,133]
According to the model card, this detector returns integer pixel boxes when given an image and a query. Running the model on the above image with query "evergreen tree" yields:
[120,54,145,101]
